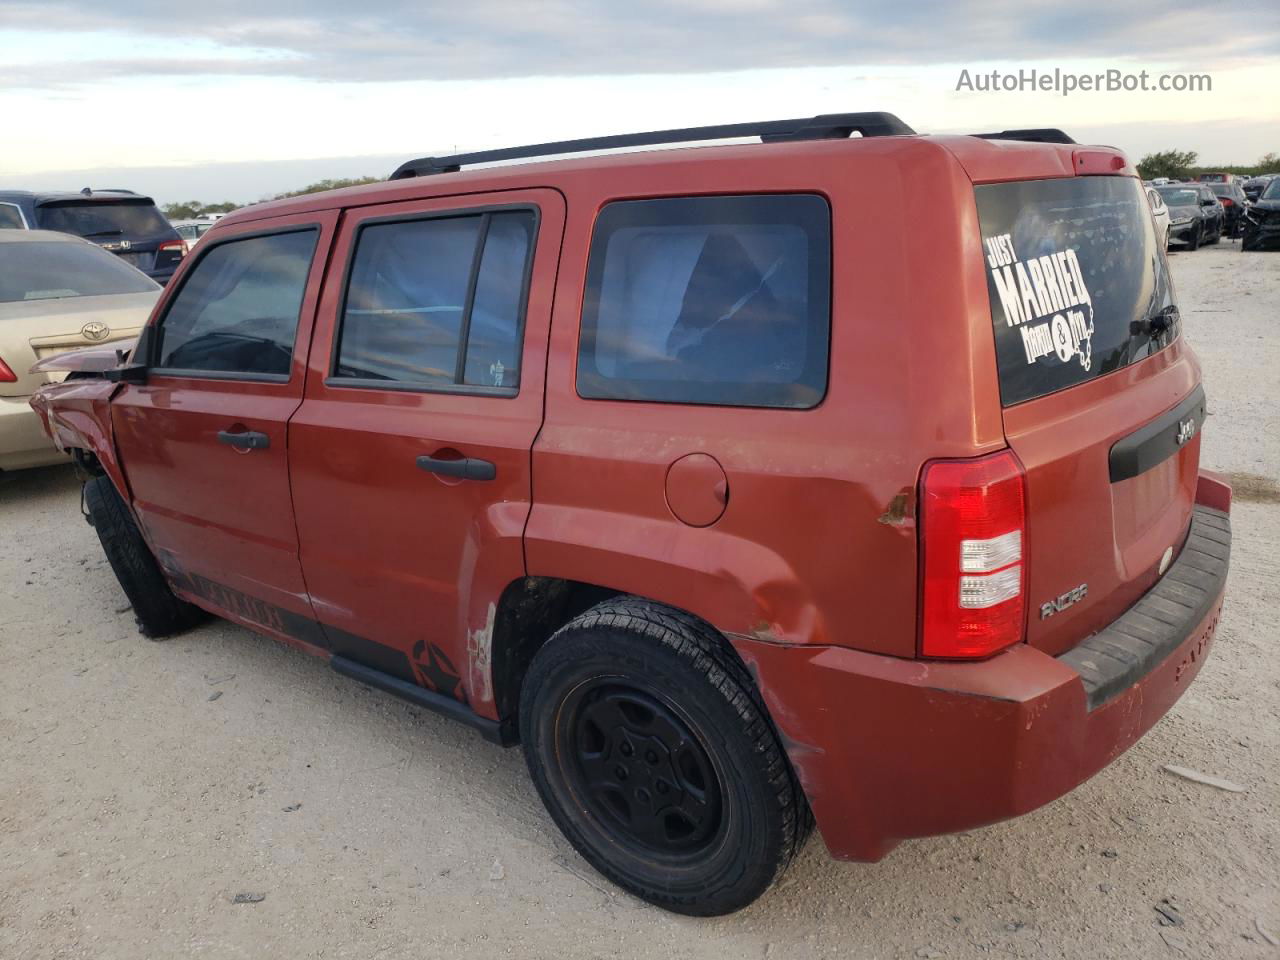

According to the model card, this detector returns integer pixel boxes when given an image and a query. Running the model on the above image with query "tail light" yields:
[919,450,1027,658]
[159,239,187,258]
[0,356,16,382]
[1220,197,1234,207]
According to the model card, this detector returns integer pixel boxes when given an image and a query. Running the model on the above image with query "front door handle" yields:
[416,455,495,481]
[217,429,270,450]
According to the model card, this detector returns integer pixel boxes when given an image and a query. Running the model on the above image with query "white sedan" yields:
[1146,186,1172,251]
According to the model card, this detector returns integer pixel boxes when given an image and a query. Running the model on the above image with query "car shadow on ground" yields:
[0,463,79,505]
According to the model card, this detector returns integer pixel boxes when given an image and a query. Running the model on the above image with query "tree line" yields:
[161,177,381,220]
[1136,150,1280,181]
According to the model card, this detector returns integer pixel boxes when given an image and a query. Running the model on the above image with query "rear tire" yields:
[84,475,204,639]
[519,596,811,916]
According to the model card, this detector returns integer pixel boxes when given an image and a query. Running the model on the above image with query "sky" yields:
[1,1,1277,204]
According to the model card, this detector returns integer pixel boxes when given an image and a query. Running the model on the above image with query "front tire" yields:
[84,475,204,638]
[1186,224,1202,251]
[520,597,810,915]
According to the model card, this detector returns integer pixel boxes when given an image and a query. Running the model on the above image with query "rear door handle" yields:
[217,429,270,450]
[416,455,496,481]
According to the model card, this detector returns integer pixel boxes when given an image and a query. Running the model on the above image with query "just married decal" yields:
[984,233,1095,370]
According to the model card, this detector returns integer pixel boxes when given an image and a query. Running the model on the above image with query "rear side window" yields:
[0,241,157,303]
[37,200,173,239]
[976,176,1176,406]
[0,203,25,229]
[334,210,535,391]
[578,194,831,408]
[155,229,317,377]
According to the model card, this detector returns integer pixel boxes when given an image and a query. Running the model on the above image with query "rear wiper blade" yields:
[81,229,124,238]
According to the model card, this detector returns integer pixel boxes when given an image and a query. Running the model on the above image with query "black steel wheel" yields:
[559,679,723,856]
[520,597,811,915]
[84,475,205,638]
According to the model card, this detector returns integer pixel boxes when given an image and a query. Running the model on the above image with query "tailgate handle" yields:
[1108,385,1206,483]
[416,455,495,481]
[217,429,270,451]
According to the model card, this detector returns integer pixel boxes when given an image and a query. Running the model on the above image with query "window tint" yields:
[578,195,831,408]
[155,229,317,376]
[0,241,158,303]
[0,204,25,229]
[335,210,535,390]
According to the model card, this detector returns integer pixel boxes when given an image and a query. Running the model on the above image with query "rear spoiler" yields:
[970,129,1077,144]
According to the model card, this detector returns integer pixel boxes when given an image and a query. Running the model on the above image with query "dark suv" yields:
[0,189,185,283]
[30,113,1231,916]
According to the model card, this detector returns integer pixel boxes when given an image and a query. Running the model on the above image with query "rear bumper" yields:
[0,395,69,470]
[734,472,1232,862]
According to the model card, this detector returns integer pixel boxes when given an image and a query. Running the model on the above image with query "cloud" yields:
[2,0,1277,88]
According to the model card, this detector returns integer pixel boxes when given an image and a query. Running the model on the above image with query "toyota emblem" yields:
[81,321,110,342]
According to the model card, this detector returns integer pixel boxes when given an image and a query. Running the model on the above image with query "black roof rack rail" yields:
[389,112,916,179]
[970,128,1076,144]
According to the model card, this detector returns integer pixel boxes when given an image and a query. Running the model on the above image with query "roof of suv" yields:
[219,131,1115,229]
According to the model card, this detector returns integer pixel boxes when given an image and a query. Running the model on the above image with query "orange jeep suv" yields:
[31,113,1232,915]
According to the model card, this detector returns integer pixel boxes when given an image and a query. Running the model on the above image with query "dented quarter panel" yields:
[527,139,1010,658]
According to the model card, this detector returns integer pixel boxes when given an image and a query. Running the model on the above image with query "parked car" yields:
[1243,177,1280,251]
[1196,172,1236,184]
[170,218,215,246]
[1156,184,1224,250]
[0,230,158,470]
[31,113,1231,916]
[1243,174,1279,203]
[1208,182,1250,238]
[1146,186,1171,248]
[0,189,186,283]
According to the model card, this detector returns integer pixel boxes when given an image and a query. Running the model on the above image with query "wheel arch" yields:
[488,577,771,738]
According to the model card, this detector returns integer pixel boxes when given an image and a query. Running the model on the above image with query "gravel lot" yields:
[2,242,1277,960]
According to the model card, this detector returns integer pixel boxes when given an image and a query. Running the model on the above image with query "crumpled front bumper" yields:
[732,471,1232,862]
[1243,214,1280,250]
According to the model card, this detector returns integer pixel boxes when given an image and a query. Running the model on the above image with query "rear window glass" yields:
[976,176,1176,406]
[0,241,158,303]
[578,194,831,409]
[37,200,172,239]
[155,229,317,377]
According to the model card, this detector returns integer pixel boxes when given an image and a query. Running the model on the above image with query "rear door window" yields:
[334,210,535,391]
[154,229,318,377]
[976,176,1176,406]
[0,203,26,229]
[577,194,831,409]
